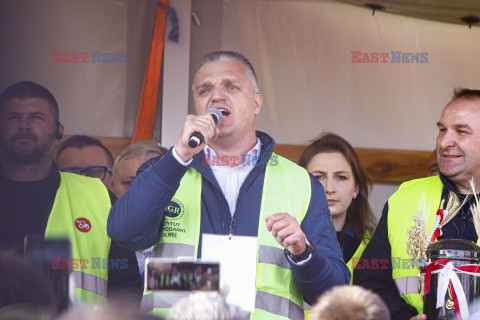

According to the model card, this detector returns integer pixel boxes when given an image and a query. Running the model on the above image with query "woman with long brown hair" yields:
[299,132,377,279]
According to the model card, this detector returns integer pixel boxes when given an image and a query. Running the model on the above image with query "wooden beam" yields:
[53,137,432,182]
[274,144,432,183]
[53,136,157,161]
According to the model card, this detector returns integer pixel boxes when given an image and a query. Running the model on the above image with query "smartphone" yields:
[24,233,71,313]
[145,258,220,292]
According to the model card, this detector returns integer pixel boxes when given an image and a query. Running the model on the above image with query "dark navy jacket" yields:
[107,131,349,304]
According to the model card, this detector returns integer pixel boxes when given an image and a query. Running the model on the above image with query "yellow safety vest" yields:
[143,154,312,319]
[387,176,444,314]
[305,231,371,318]
[347,231,372,285]
[45,172,111,302]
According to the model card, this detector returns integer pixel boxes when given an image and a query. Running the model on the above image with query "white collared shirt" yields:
[204,139,261,217]
[173,139,261,217]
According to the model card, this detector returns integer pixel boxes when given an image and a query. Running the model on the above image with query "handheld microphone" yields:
[188,108,224,148]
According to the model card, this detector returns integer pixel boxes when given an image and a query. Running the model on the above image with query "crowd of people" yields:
[0,49,476,320]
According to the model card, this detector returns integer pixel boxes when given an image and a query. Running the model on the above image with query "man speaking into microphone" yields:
[188,108,223,148]
[107,51,348,319]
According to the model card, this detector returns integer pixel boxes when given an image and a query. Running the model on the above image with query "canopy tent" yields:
[2,0,480,215]
[335,0,480,27]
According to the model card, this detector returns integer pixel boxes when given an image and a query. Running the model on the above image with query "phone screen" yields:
[24,233,71,313]
[145,258,220,292]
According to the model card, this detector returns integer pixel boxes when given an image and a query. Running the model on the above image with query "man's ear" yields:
[254,93,263,116]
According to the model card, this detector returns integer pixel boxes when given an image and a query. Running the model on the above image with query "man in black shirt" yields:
[354,88,480,320]
[0,81,141,309]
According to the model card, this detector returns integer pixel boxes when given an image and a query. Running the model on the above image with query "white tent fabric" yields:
[0,0,151,138]
[3,0,480,214]
[216,0,480,215]
[221,0,480,150]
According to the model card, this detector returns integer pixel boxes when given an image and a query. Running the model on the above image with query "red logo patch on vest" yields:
[75,218,92,233]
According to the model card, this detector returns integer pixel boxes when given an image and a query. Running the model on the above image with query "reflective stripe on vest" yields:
[46,172,111,302]
[145,153,311,319]
[255,290,304,320]
[258,245,291,270]
[254,154,311,318]
[71,270,108,298]
[394,276,419,296]
[387,176,444,313]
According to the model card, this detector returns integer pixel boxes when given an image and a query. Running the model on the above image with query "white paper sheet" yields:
[201,234,258,312]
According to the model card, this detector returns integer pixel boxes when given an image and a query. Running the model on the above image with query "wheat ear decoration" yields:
[468,178,480,239]
[442,191,469,226]
[406,193,429,262]
[440,198,445,211]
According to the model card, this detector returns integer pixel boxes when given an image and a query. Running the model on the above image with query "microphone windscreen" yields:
[205,108,223,125]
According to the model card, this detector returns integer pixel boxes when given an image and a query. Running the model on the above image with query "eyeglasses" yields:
[61,166,113,180]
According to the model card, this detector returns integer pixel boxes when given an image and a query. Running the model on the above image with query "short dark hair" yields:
[56,135,114,167]
[195,51,260,94]
[0,81,59,122]
[451,88,480,101]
